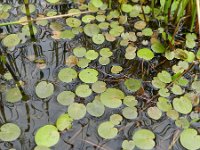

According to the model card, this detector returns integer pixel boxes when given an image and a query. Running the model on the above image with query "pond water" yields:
[0,0,200,150]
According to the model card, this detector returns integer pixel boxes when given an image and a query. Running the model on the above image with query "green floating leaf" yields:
[82,15,95,23]
[6,87,22,103]
[124,78,142,92]
[46,0,60,4]
[191,80,200,93]
[91,0,103,8]
[98,121,118,139]
[157,70,172,84]
[58,68,77,83]
[123,96,138,107]
[156,97,172,112]
[122,107,138,119]
[56,113,73,131]
[180,128,200,150]
[121,4,133,13]
[84,24,100,37]
[147,107,162,120]
[75,84,92,98]
[175,117,190,129]
[151,41,166,53]
[60,30,75,39]
[22,25,38,36]
[35,81,54,99]
[132,129,155,150]
[122,140,135,150]
[142,28,153,36]
[99,57,110,65]
[111,66,123,74]
[92,81,106,93]
[77,58,90,68]
[68,103,86,120]
[20,4,36,14]
[173,96,192,114]
[92,34,105,44]
[2,34,20,48]
[85,50,99,60]
[100,48,113,57]
[137,48,154,60]
[152,77,166,89]
[0,123,21,142]
[35,125,60,147]
[134,20,146,30]
[166,109,179,120]
[79,68,98,83]
[73,47,86,57]
[100,88,124,108]
[171,84,184,95]
[57,91,75,106]
[86,98,105,117]
[34,146,50,150]
[110,114,122,125]
[66,17,81,28]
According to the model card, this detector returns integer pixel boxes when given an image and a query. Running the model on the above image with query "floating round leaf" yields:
[98,121,118,139]
[6,87,22,103]
[137,48,154,61]
[79,68,98,83]
[46,0,60,4]
[147,107,162,120]
[57,91,75,106]
[122,107,138,119]
[77,58,90,68]
[134,21,146,30]
[132,129,155,150]
[111,66,123,74]
[175,118,190,129]
[0,123,21,142]
[151,42,166,53]
[20,4,36,14]
[100,88,124,108]
[124,78,142,92]
[152,77,166,89]
[35,125,60,147]
[92,81,106,93]
[35,81,54,99]
[180,128,200,150]
[2,34,20,48]
[82,15,95,23]
[171,84,183,95]
[122,140,135,150]
[191,80,200,93]
[99,57,110,65]
[142,28,153,36]
[68,103,86,120]
[156,97,172,112]
[123,96,138,107]
[73,47,86,57]
[92,34,105,45]
[60,30,75,39]
[34,146,50,150]
[75,84,92,98]
[157,70,172,84]
[173,96,192,114]
[91,0,103,8]
[121,4,133,13]
[66,17,81,28]
[84,24,100,37]
[100,48,113,57]
[85,50,99,60]
[56,114,73,131]
[58,68,77,83]
[110,114,123,125]
[166,109,179,120]
[22,25,38,36]
[86,99,105,117]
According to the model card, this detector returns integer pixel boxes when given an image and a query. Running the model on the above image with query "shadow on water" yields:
[0,0,198,150]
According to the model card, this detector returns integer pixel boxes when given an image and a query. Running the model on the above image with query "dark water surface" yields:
[0,0,198,150]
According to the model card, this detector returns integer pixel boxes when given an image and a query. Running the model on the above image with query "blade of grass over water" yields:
[0,11,92,27]
[190,0,197,32]
[196,0,200,36]
[23,0,36,42]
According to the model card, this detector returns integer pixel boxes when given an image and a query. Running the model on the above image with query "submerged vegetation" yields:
[0,0,200,149]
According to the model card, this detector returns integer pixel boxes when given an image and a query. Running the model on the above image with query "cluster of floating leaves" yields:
[0,0,200,150]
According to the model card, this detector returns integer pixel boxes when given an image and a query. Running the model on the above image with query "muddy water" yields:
[0,0,191,150]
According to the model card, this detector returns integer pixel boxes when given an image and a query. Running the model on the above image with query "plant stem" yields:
[0,11,91,27]
[196,0,200,36]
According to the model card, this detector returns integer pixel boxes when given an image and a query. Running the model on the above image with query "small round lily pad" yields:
[35,81,54,99]
[124,78,142,92]
[98,121,118,139]
[68,103,86,120]
[75,84,92,98]
[35,125,60,147]
[58,68,77,83]
[6,87,22,103]
[79,68,98,83]
[0,123,21,142]
[137,48,154,60]
[57,91,75,106]
[2,34,20,48]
